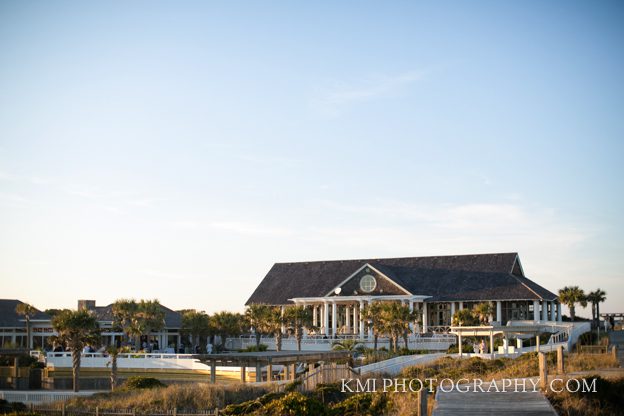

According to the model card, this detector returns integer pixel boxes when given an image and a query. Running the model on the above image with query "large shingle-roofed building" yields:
[246,253,561,336]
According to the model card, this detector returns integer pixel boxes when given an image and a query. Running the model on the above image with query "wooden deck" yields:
[432,381,557,416]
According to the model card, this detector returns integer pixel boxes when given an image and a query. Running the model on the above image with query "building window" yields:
[359,275,377,293]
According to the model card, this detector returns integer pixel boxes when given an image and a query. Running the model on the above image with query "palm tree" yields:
[51,309,100,392]
[112,299,165,350]
[135,299,166,346]
[15,302,37,349]
[180,310,212,352]
[473,302,494,325]
[264,307,285,351]
[112,298,140,347]
[360,302,384,350]
[331,339,364,352]
[586,289,607,326]
[558,286,587,322]
[378,303,417,351]
[211,311,244,350]
[452,309,479,326]
[283,305,314,351]
[106,345,129,391]
[245,304,272,348]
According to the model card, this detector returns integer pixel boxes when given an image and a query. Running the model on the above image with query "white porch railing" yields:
[44,352,210,371]
[358,353,445,375]
[227,334,456,352]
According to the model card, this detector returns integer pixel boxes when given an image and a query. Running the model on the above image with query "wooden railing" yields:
[281,363,360,392]
[578,345,609,354]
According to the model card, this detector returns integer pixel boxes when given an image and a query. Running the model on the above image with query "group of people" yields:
[472,339,489,354]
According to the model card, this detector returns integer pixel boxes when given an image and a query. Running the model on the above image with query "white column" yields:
[422,303,428,334]
[353,304,358,334]
[489,301,494,323]
[280,306,285,334]
[533,300,540,322]
[323,302,329,336]
[557,303,563,322]
[345,305,351,333]
[496,301,502,322]
[459,301,464,311]
[359,301,365,337]
[313,305,318,327]
[503,338,509,354]
[450,302,456,318]
[550,301,556,321]
[367,300,373,339]
[409,301,415,333]
[542,300,548,321]
[331,302,337,337]
[517,338,523,349]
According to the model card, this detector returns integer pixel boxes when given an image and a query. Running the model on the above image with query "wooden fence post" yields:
[417,390,428,416]
[172,408,177,416]
[557,345,565,374]
[214,407,219,416]
[538,352,547,390]
[61,402,66,416]
[612,345,617,361]
[95,406,99,416]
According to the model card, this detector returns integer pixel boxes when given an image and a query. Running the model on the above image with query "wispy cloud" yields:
[310,70,426,117]
[63,184,165,213]
[208,221,293,236]
[0,171,16,181]
[237,154,299,168]
[0,192,29,204]
[169,219,293,236]
[64,186,131,200]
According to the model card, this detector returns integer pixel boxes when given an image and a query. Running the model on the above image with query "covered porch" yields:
[289,295,430,339]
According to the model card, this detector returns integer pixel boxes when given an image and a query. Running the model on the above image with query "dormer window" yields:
[359,274,377,293]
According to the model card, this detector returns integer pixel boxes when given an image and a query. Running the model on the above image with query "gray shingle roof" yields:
[246,253,558,305]
[94,304,182,328]
[0,299,50,327]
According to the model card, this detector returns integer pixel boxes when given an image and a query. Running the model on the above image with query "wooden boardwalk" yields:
[432,381,557,416]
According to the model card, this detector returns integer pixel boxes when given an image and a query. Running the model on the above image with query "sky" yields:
[0,1,622,317]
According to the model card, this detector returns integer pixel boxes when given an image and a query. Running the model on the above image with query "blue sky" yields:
[1,1,622,316]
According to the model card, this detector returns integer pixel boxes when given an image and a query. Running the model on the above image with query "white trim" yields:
[324,263,372,296]
[323,263,412,297]
[511,254,525,277]
[291,295,429,303]
[367,264,412,295]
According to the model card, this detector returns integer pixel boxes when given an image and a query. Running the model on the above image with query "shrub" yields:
[546,376,624,416]
[123,376,166,390]
[329,393,373,415]
[0,399,27,412]
[262,392,326,416]
[221,392,284,415]
[313,383,347,404]
[0,354,38,367]
[283,379,302,393]
[240,344,268,352]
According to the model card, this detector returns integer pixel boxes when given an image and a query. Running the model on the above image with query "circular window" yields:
[359,274,377,292]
